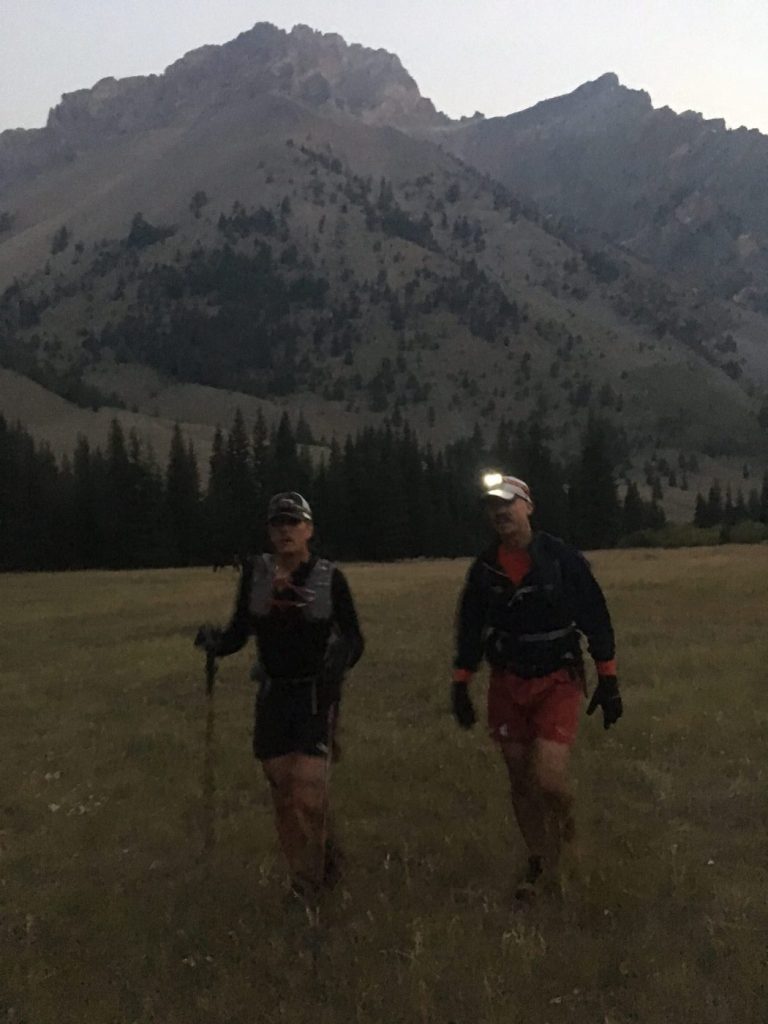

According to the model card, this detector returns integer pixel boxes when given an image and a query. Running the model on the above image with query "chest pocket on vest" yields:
[248,556,334,621]
[505,555,565,626]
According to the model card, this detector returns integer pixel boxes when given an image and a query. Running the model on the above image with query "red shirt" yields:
[497,544,532,586]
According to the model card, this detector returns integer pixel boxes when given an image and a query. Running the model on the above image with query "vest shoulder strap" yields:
[311,557,334,577]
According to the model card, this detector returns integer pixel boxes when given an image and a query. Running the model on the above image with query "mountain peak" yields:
[556,72,651,116]
[91,20,445,130]
[481,71,651,136]
[0,22,446,191]
[581,71,621,91]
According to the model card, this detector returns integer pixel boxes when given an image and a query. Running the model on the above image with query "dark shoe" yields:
[288,874,321,908]
[514,855,545,902]
[323,839,345,890]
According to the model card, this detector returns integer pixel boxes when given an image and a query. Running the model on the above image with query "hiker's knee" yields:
[500,740,532,794]
[290,757,327,814]
[262,756,293,805]
[532,740,571,796]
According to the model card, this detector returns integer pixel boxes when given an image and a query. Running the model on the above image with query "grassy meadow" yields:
[1,547,767,1023]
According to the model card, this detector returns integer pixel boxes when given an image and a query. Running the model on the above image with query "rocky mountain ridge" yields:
[0,23,445,193]
[439,72,768,312]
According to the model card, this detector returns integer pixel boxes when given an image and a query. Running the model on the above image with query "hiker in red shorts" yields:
[451,473,622,899]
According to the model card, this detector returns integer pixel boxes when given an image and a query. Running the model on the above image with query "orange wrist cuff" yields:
[595,659,617,676]
[453,669,473,684]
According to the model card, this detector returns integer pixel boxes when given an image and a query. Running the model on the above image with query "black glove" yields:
[194,624,222,655]
[586,674,623,729]
[451,682,477,730]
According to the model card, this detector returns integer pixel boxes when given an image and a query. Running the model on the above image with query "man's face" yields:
[486,496,533,544]
[267,515,314,556]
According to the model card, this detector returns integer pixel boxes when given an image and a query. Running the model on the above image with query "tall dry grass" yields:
[1,546,766,1023]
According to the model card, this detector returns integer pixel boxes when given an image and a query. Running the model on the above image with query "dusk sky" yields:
[2,0,767,133]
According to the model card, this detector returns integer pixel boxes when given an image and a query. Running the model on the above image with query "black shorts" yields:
[252,676,339,761]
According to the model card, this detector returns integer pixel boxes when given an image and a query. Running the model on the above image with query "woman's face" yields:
[268,515,314,558]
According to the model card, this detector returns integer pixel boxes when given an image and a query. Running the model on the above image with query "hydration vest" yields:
[480,545,582,677]
[247,554,334,622]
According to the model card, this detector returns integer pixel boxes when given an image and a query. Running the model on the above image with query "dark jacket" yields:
[213,554,364,681]
[455,532,615,678]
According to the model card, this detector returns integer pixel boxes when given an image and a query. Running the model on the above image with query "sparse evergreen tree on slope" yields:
[569,416,620,550]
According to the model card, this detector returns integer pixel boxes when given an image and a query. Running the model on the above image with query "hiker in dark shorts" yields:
[197,491,364,898]
[450,473,622,899]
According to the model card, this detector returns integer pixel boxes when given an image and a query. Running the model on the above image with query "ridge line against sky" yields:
[2,0,768,134]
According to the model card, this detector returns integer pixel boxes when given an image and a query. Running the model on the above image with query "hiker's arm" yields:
[569,552,615,669]
[323,569,364,678]
[453,559,487,680]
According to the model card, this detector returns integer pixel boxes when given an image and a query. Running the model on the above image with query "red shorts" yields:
[487,668,584,746]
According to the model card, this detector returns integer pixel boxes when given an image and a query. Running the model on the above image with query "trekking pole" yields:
[306,699,339,948]
[194,635,218,862]
[204,648,218,697]
[202,668,217,861]
[313,641,349,896]
[318,701,338,881]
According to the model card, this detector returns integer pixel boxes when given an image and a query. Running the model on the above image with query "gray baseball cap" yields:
[267,491,313,522]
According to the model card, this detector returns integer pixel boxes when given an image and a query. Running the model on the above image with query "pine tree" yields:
[724,484,735,525]
[0,416,23,570]
[72,435,103,567]
[205,426,229,567]
[0,420,63,569]
[646,500,666,530]
[126,429,164,567]
[295,412,314,445]
[320,437,347,557]
[734,488,747,523]
[271,413,313,501]
[506,417,568,538]
[104,419,134,567]
[693,492,708,528]
[621,482,646,536]
[165,424,201,565]
[370,425,409,559]
[747,488,761,522]
[55,453,77,569]
[225,409,256,558]
[569,416,620,550]
[706,481,724,526]
[397,422,428,556]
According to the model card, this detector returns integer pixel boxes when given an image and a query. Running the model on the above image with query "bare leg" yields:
[530,738,575,864]
[263,754,331,888]
[499,740,546,857]
[290,754,331,887]
[500,738,575,898]
[263,755,305,874]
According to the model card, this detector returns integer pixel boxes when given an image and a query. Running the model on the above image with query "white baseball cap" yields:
[482,473,532,505]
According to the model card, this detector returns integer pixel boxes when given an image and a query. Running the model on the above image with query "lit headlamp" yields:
[482,472,504,490]
[481,472,532,505]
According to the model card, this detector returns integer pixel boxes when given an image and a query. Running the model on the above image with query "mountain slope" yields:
[1,26,766,492]
[438,73,768,317]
